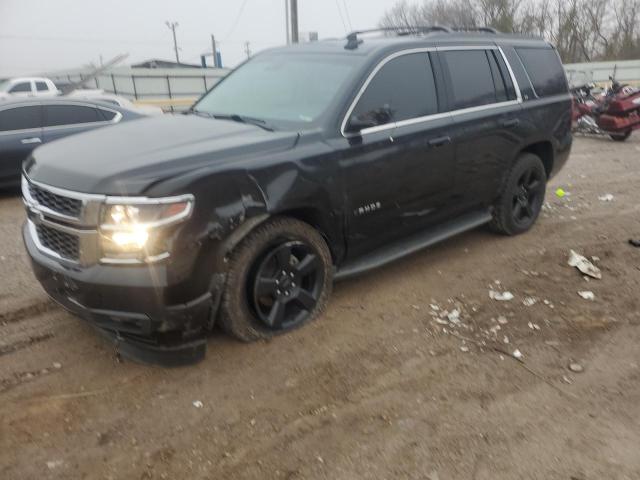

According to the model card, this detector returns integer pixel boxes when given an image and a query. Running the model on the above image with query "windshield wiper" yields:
[187,108,214,118]
[211,113,275,132]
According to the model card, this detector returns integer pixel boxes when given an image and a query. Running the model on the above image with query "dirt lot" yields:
[1,135,640,480]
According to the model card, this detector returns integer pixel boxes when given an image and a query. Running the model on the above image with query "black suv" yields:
[22,28,572,365]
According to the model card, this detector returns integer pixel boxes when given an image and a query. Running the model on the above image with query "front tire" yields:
[220,217,333,342]
[490,153,547,236]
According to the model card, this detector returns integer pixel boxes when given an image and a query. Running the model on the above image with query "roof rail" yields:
[344,26,452,50]
[452,26,499,34]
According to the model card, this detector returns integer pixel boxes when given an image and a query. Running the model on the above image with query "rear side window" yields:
[99,109,117,121]
[515,47,567,97]
[9,82,32,93]
[441,50,498,110]
[351,53,438,126]
[44,105,102,127]
[0,106,42,131]
[35,81,49,91]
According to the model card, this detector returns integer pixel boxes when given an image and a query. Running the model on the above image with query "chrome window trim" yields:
[340,45,523,138]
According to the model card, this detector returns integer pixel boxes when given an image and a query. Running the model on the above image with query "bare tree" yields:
[379,0,640,62]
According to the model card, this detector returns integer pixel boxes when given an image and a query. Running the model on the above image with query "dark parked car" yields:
[22,28,572,365]
[0,98,144,188]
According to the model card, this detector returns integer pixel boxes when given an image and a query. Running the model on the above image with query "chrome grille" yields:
[29,183,82,218]
[36,224,80,261]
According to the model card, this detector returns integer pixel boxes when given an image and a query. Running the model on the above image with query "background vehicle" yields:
[22,28,572,365]
[571,73,640,141]
[0,77,60,99]
[1,98,144,188]
[67,90,164,115]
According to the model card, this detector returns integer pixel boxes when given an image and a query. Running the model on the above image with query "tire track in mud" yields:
[0,332,54,356]
[0,299,56,325]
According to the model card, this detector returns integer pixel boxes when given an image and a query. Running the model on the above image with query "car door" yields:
[437,47,524,208]
[42,103,113,143]
[337,51,456,259]
[0,104,43,185]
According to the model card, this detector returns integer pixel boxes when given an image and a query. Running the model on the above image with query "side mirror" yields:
[345,106,393,134]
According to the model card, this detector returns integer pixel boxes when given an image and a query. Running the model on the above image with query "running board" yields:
[335,209,492,281]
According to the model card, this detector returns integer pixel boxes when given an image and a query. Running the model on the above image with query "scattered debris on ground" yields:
[568,250,602,279]
[578,291,596,300]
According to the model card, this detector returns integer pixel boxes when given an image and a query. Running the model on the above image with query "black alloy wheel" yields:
[251,241,323,330]
[512,167,544,227]
[490,152,547,236]
[220,217,333,342]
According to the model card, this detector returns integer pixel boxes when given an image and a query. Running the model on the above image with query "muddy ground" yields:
[1,135,640,480]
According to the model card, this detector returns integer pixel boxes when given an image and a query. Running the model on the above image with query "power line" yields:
[165,21,180,63]
[342,0,353,30]
[334,0,348,33]
[224,0,250,41]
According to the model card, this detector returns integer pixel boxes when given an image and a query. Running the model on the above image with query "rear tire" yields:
[490,153,547,236]
[609,130,631,141]
[220,217,333,342]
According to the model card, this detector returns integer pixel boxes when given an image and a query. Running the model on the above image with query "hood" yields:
[26,114,299,195]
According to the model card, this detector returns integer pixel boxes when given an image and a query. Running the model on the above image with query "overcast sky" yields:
[0,0,398,77]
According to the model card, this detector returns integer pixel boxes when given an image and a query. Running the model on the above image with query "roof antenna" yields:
[344,32,363,50]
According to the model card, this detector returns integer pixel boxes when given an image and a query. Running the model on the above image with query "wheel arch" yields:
[520,141,554,178]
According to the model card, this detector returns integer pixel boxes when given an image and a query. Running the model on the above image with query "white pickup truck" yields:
[0,77,60,99]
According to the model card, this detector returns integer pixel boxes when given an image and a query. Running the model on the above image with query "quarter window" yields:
[350,53,438,128]
[44,105,103,127]
[515,47,567,97]
[9,82,32,93]
[441,50,498,110]
[0,106,42,131]
[35,81,49,92]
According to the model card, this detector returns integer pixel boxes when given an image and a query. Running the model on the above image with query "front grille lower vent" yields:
[36,224,80,261]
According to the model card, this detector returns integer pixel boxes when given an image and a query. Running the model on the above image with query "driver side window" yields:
[349,52,438,131]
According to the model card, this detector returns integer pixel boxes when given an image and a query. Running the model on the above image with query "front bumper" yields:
[23,221,220,366]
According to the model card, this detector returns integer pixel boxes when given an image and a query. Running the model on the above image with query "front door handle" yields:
[21,137,42,145]
[428,136,451,147]
[501,118,520,128]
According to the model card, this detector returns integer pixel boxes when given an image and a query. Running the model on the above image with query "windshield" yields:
[0,80,10,92]
[194,53,357,129]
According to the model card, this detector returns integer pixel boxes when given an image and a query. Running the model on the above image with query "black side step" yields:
[335,209,492,281]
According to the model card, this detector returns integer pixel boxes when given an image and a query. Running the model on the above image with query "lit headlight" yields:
[99,195,194,261]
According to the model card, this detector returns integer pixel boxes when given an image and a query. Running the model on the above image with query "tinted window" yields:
[515,47,567,97]
[351,53,438,127]
[9,82,32,93]
[35,81,49,91]
[0,106,42,131]
[442,50,498,110]
[44,105,102,127]
[99,109,117,121]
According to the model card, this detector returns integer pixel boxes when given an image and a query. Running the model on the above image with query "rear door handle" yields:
[428,136,451,147]
[21,137,42,145]
[501,118,520,128]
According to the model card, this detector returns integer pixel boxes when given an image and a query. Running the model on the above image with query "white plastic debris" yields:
[192,400,204,408]
[578,290,595,300]
[568,250,602,279]
[598,193,614,202]
[523,296,537,307]
[489,325,501,334]
[569,362,584,373]
[460,345,469,353]
[497,315,508,325]
[489,290,514,301]
[512,349,523,359]
[447,309,461,324]
[528,322,540,331]
[52,362,62,369]
[46,460,63,470]
[429,304,440,311]
[503,335,510,344]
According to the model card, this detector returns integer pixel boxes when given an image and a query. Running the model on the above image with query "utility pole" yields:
[285,0,290,45]
[165,21,180,63]
[244,41,252,59]
[290,0,299,43]
[211,34,218,67]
